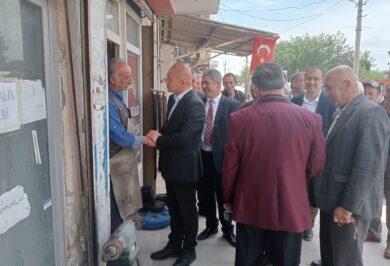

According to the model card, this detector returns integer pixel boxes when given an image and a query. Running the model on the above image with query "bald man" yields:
[312,66,389,266]
[147,63,205,265]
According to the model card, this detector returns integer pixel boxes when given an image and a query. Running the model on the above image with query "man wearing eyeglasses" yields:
[291,66,335,241]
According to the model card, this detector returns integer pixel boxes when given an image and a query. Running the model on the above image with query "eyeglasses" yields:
[305,77,322,82]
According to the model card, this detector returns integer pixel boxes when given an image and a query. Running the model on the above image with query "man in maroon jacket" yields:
[222,63,326,266]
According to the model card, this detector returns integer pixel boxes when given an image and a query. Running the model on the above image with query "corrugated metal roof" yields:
[161,15,279,57]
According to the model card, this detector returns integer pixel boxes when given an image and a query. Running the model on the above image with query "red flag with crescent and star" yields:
[250,36,278,74]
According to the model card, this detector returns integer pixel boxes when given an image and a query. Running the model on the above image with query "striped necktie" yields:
[204,99,214,145]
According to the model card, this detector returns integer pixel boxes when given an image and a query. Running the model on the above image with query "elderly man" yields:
[286,72,305,100]
[363,81,382,103]
[223,63,325,265]
[108,59,153,232]
[148,63,205,266]
[291,67,335,241]
[222,73,246,104]
[365,85,390,260]
[196,69,240,246]
[312,65,389,266]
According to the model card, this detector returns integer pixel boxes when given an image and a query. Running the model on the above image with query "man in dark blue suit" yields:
[291,66,335,241]
[197,69,240,247]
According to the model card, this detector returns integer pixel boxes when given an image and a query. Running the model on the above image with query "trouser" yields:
[319,211,370,266]
[198,150,233,233]
[166,180,198,252]
[367,156,390,244]
[110,180,123,233]
[235,223,302,266]
[367,199,390,244]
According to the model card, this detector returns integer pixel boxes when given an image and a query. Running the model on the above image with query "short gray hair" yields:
[305,66,323,77]
[251,63,285,91]
[203,69,222,84]
[290,72,304,82]
[108,58,128,80]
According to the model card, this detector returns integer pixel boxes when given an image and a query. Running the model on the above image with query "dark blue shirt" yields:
[109,88,141,149]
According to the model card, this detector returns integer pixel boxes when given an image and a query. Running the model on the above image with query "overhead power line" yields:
[277,0,349,33]
[221,0,327,12]
[220,1,347,22]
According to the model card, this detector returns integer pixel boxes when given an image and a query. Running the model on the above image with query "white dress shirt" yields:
[167,87,193,120]
[302,93,320,113]
[201,93,222,151]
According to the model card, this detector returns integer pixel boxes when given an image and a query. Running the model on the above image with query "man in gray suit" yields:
[313,65,389,266]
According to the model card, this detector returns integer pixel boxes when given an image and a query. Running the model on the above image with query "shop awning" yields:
[160,15,279,58]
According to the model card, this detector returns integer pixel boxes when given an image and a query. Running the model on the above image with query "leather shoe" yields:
[150,245,181,260]
[365,233,381,243]
[197,227,218,240]
[310,259,322,266]
[384,244,390,259]
[173,250,196,266]
[303,229,313,241]
[222,231,236,247]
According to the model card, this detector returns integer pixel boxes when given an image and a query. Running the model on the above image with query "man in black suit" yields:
[196,69,240,247]
[147,63,205,266]
[291,66,335,241]
[222,73,246,104]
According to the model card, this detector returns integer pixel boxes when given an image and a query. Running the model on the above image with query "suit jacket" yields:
[222,95,326,232]
[314,94,389,219]
[157,89,206,182]
[202,95,240,172]
[222,89,246,104]
[291,92,335,136]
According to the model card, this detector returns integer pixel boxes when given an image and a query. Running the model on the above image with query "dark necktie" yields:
[204,99,214,145]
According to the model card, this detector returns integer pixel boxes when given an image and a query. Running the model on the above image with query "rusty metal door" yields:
[0,0,60,265]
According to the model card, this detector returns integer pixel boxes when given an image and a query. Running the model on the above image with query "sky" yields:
[210,0,390,76]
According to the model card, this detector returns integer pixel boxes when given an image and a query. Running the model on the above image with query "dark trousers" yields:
[319,211,370,266]
[110,180,123,233]
[198,150,233,233]
[166,180,198,252]
[235,223,302,266]
[367,199,390,244]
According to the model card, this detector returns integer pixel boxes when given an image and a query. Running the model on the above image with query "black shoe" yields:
[222,231,236,247]
[197,227,218,240]
[173,250,196,266]
[310,259,322,266]
[303,229,313,241]
[141,186,166,212]
[150,245,181,260]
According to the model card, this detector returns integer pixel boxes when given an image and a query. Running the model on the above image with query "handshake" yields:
[141,130,162,148]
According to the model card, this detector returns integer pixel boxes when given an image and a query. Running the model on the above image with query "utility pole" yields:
[352,0,365,76]
[245,56,250,98]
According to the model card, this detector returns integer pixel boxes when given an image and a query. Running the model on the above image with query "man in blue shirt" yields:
[108,59,153,232]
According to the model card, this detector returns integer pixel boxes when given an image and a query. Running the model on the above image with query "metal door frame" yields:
[29,0,67,264]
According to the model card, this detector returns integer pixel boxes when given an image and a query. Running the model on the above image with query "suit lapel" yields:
[168,89,193,121]
[214,95,225,125]
[297,95,304,106]
[326,94,365,143]
[315,93,325,115]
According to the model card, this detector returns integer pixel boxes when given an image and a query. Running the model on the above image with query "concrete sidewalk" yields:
[136,207,389,265]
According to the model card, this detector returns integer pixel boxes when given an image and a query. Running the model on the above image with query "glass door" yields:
[0,0,57,264]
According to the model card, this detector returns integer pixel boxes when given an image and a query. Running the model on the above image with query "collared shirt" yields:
[302,93,320,113]
[326,104,349,139]
[201,93,222,151]
[109,88,142,149]
[167,87,193,120]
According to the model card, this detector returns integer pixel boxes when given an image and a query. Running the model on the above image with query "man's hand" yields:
[333,206,354,226]
[141,136,156,148]
[147,130,162,143]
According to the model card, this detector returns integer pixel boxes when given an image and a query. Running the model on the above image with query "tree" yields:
[273,32,375,79]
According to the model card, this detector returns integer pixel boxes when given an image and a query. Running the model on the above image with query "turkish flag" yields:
[250,36,277,74]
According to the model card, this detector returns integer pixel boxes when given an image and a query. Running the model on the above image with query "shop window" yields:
[106,0,119,35]
[126,14,140,48]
